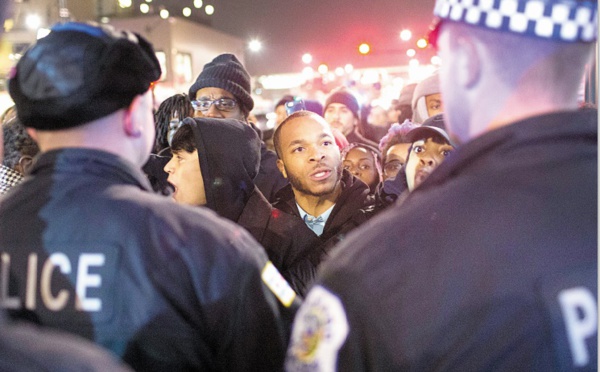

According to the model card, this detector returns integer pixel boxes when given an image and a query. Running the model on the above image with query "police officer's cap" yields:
[431,0,597,44]
[9,22,162,130]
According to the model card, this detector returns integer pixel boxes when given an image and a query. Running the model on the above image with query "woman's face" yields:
[343,147,380,190]
[383,143,411,180]
[405,138,453,191]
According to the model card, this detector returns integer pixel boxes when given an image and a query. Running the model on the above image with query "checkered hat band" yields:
[434,0,597,42]
[0,165,23,195]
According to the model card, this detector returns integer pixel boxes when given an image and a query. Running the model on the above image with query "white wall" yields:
[109,16,245,102]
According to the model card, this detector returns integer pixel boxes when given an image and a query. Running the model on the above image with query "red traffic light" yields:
[416,38,428,49]
[358,43,371,55]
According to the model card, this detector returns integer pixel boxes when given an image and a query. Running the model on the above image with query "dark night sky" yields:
[205,0,438,75]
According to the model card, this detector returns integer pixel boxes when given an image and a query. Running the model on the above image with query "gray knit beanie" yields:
[188,54,254,112]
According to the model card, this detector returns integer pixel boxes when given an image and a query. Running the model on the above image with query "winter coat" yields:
[273,169,376,265]
[185,117,320,297]
[0,148,292,371]
[287,110,598,371]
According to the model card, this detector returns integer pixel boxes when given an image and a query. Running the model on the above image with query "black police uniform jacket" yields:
[0,148,292,371]
[286,110,598,371]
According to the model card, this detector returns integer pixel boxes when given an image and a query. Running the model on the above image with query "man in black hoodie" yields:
[272,111,374,260]
[188,53,287,202]
[165,117,320,296]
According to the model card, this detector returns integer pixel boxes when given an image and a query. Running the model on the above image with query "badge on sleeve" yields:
[286,285,349,372]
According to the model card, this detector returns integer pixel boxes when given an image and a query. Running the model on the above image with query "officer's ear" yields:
[453,35,481,90]
[123,95,143,138]
[17,155,34,175]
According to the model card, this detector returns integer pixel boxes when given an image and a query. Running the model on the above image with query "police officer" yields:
[0,22,297,371]
[286,0,597,370]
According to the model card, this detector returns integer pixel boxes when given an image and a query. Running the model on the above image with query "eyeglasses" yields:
[191,98,238,112]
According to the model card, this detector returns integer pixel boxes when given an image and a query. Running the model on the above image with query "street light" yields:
[194,0,203,8]
[249,40,262,52]
[205,5,214,15]
[358,42,371,55]
[140,4,150,13]
[159,9,169,19]
[25,14,42,30]
[118,0,132,8]
[400,29,412,41]
[317,63,328,74]
[302,53,313,64]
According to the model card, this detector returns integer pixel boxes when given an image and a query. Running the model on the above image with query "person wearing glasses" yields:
[188,54,287,202]
[286,0,597,369]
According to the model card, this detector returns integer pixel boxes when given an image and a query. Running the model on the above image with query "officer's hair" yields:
[2,115,39,169]
[273,111,325,159]
[170,123,196,154]
[153,94,193,154]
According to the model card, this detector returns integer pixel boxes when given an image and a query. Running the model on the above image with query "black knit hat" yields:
[8,22,161,130]
[188,54,254,112]
[325,87,360,119]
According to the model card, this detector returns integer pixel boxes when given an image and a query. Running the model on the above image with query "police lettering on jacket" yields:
[0,248,115,313]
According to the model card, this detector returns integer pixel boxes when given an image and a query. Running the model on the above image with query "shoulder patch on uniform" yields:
[286,285,349,371]
[261,261,296,307]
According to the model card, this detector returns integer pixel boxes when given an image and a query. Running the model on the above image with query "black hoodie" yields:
[183,117,320,296]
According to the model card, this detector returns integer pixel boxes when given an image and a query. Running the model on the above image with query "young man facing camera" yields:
[273,111,374,257]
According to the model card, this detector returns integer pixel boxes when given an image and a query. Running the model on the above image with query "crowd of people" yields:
[0,0,597,370]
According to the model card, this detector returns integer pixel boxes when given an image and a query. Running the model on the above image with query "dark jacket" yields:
[0,148,291,371]
[273,169,375,260]
[345,127,379,149]
[287,110,598,371]
[249,121,289,202]
[0,312,131,372]
[186,117,320,297]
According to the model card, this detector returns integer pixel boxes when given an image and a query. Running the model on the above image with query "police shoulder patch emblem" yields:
[286,285,349,372]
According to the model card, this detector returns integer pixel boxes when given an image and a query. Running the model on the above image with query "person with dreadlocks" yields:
[143,93,193,194]
[152,93,194,154]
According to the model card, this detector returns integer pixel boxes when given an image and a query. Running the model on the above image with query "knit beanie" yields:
[325,87,360,119]
[9,22,161,130]
[188,54,254,112]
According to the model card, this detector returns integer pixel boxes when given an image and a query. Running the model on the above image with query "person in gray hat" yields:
[0,22,294,371]
[189,53,288,202]
[287,0,597,369]
[411,73,443,124]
